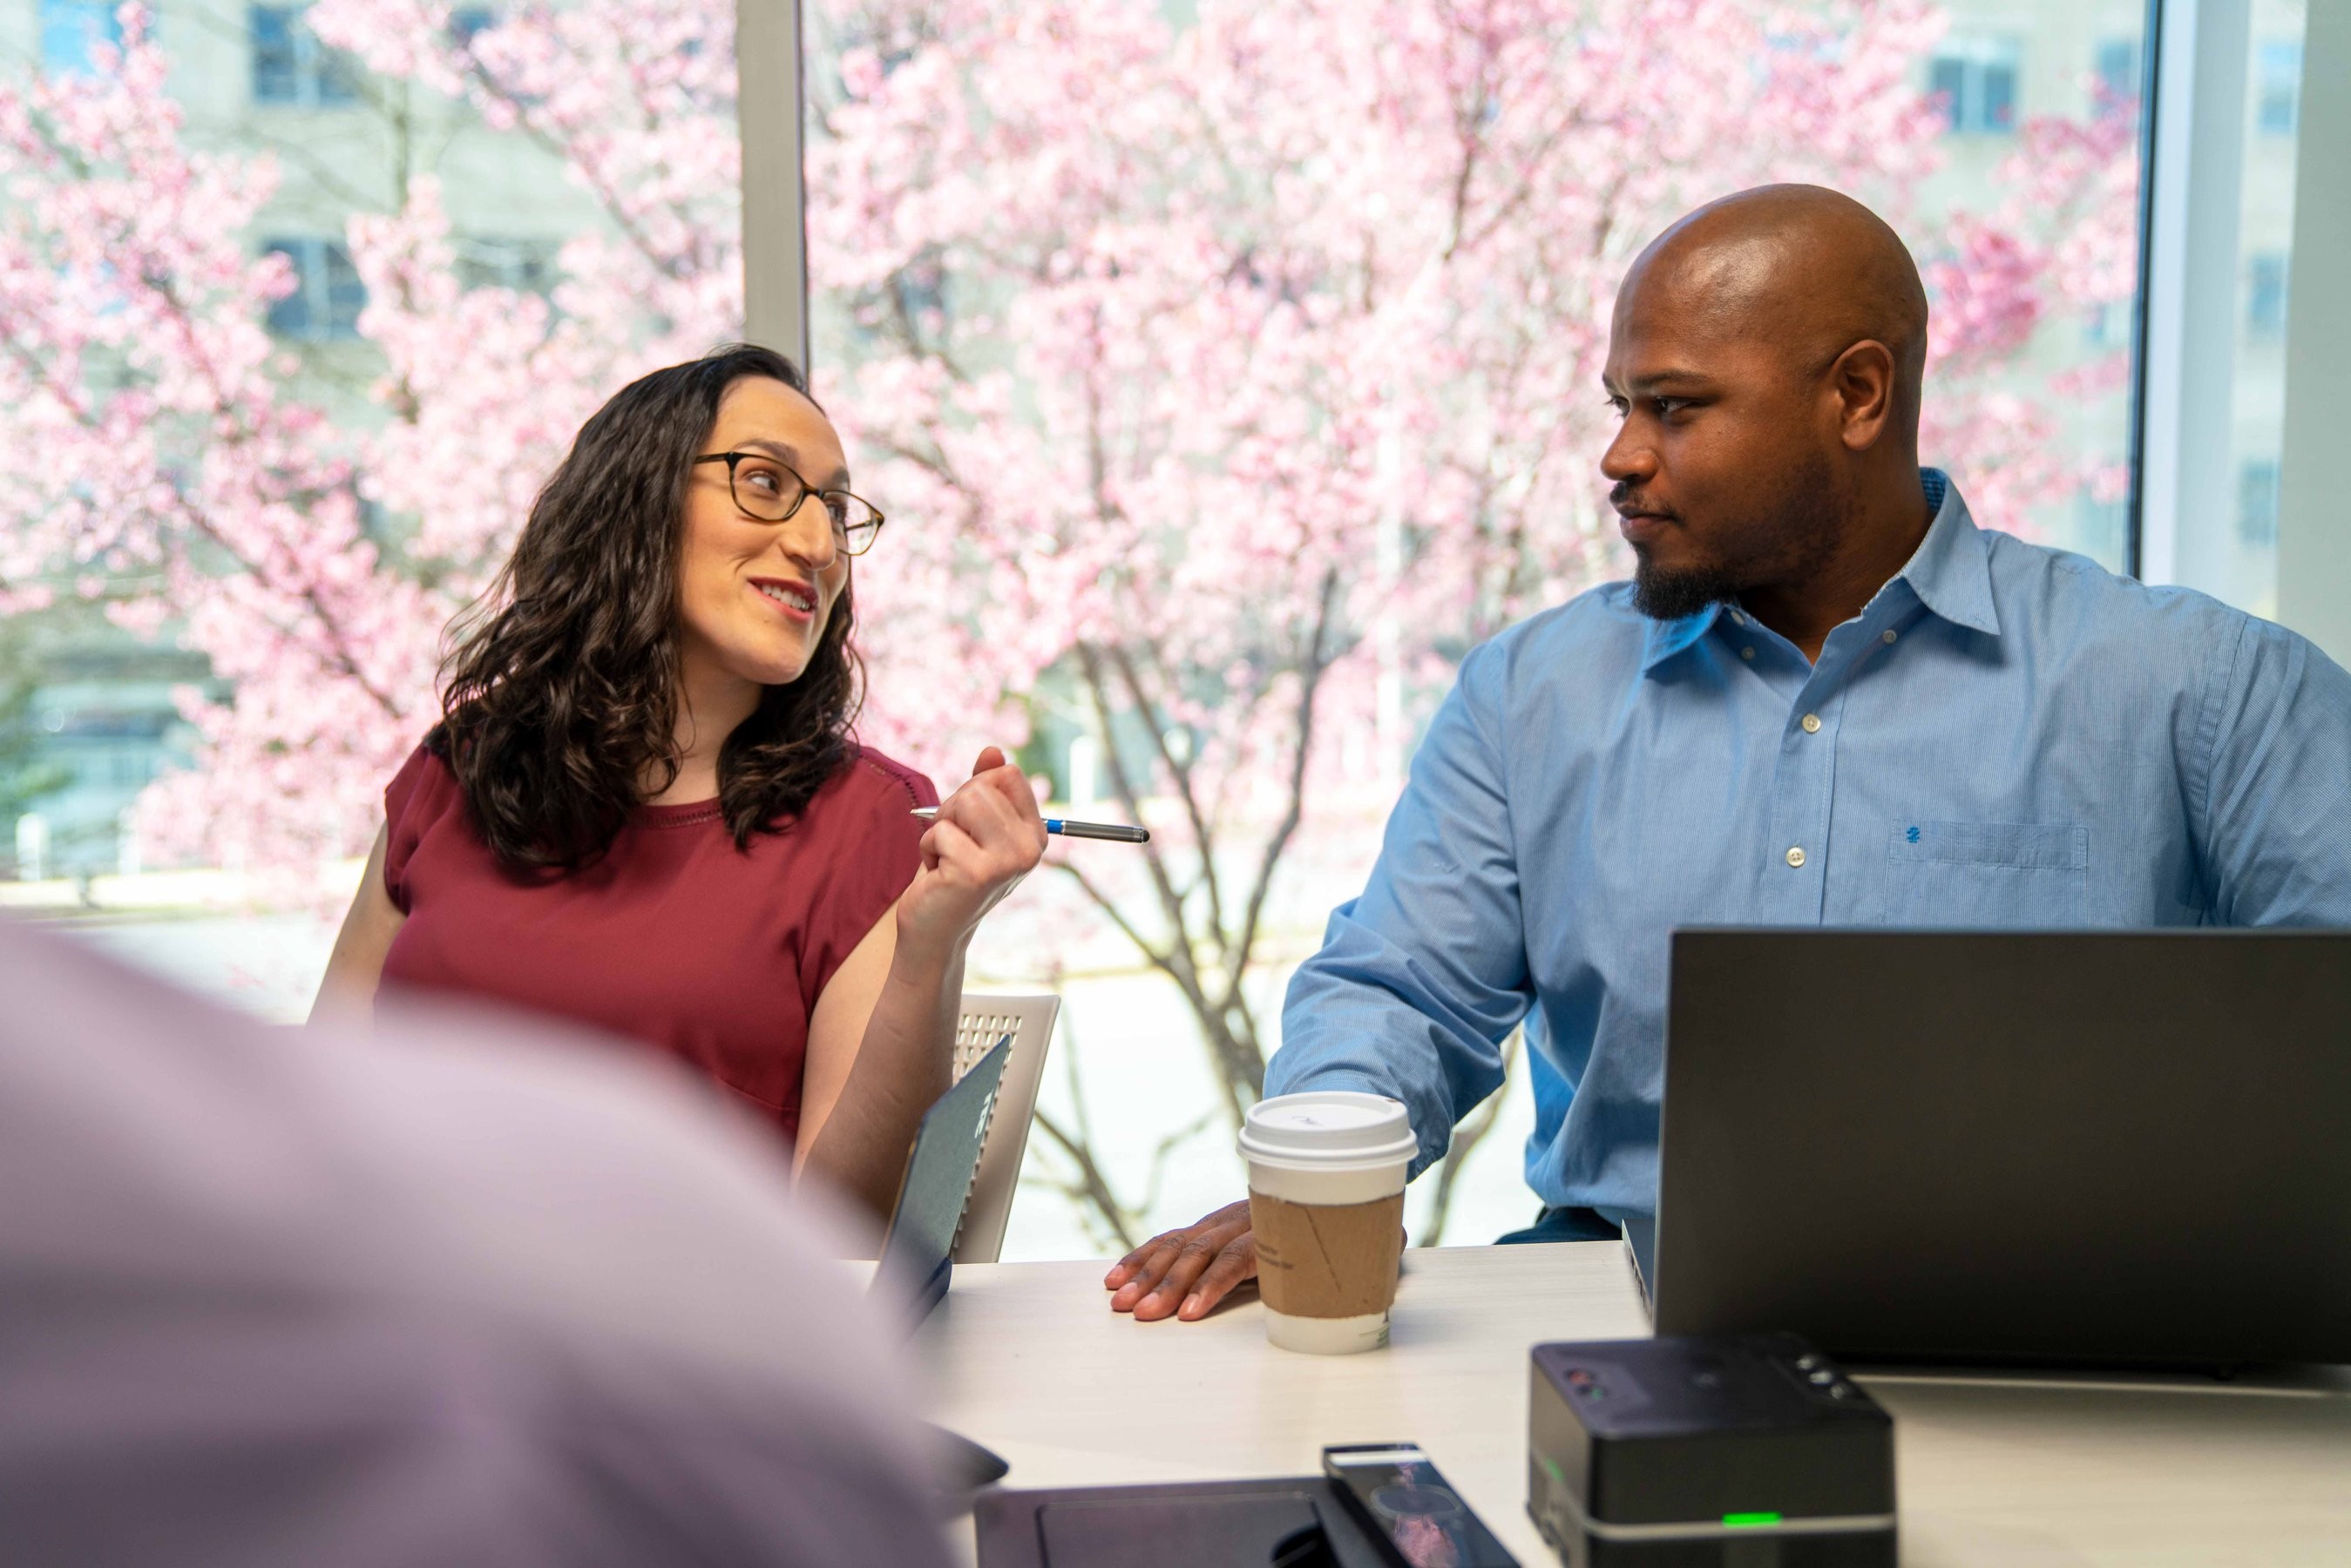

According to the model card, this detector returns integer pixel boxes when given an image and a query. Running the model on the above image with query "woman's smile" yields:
[751,575,819,625]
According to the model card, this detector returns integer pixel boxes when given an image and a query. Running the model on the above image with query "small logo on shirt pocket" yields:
[1882,820,2089,926]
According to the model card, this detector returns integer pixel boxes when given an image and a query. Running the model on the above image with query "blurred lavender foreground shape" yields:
[0,917,951,1568]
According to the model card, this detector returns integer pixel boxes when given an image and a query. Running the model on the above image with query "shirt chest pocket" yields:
[1878,820,2088,927]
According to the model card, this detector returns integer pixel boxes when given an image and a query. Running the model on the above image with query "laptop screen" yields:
[877,1035,1011,1321]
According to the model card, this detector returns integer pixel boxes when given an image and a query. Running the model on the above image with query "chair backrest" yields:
[951,993,1060,1264]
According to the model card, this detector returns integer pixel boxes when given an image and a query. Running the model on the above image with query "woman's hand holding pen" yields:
[895,747,1048,964]
[801,747,1042,1225]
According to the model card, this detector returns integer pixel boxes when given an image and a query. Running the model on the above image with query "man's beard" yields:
[1628,453,1847,623]
[1629,551,1745,621]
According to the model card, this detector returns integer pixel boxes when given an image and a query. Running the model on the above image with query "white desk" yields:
[918,1242,2351,1566]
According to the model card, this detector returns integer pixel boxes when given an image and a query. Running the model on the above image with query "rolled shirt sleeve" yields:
[1270,642,1535,1177]
[2196,614,2351,926]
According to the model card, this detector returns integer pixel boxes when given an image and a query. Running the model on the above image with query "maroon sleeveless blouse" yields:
[378,743,936,1140]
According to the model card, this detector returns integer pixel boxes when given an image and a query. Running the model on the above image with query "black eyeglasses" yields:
[693,451,886,556]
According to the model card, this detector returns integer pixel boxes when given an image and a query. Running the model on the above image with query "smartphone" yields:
[1322,1443,1520,1568]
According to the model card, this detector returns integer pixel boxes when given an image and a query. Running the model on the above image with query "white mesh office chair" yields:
[950,993,1060,1264]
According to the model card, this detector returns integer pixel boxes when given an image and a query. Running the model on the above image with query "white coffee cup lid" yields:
[1238,1092,1417,1172]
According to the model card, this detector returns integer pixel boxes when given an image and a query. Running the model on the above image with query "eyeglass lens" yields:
[727,454,882,552]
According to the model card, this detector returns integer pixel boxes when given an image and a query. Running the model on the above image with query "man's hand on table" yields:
[1103,1199,1255,1321]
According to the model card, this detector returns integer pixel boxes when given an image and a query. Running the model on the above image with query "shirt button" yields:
[1740,646,1756,660]
[1800,713,1822,733]
[1881,629,1898,645]
[1785,846,1806,868]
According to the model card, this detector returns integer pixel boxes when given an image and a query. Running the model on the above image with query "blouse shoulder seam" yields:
[846,747,927,809]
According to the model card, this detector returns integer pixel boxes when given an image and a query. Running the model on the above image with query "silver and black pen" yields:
[909,807,1150,844]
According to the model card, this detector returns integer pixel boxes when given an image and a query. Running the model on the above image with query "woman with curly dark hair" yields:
[313,344,1045,1222]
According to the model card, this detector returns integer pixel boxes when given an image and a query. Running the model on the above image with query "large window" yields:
[1,0,2341,1260]
[800,0,2159,1255]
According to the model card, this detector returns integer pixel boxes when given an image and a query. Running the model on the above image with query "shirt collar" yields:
[1639,600,1727,672]
[1637,468,1997,672]
[1895,468,2001,637]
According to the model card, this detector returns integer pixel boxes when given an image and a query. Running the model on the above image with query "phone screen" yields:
[1322,1444,1519,1568]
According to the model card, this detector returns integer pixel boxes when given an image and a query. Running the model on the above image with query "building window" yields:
[453,236,559,295]
[251,5,359,107]
[263,239,367,340]
[2238,459,2280,546]
[1929,37,2020,135]
[2083,298,2133,351]
[2093,37,2140,119]
[40,0,121,75]
[2256,42,2301,136]
[449,8,498,49]
[2246,253,2290,338]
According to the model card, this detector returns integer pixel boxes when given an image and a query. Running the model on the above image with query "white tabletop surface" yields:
[917,1241,2351,1566]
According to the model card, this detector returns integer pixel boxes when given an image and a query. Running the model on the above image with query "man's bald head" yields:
[1600,186,1940,632]
[1624,184,1929,431]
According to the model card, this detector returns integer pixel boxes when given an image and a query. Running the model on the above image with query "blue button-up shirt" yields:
[1271,471,2351,1219]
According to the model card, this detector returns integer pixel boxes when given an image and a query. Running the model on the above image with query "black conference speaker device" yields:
[1527,1335,1894,1566]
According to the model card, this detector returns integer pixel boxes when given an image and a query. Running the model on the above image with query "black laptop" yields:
[1651,929,2351,1369]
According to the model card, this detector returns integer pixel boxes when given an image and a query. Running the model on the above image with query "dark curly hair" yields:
[433,344,862,871]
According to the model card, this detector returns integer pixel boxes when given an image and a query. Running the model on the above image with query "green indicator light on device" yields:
[1722,1512,1782,1528]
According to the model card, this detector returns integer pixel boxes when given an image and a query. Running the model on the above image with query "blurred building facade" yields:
[2,0,603,875]
[0,0,2313,875]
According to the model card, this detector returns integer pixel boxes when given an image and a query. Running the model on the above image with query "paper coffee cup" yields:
[1240,1092,1416,1355]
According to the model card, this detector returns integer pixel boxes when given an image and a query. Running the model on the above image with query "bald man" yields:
[1107,185,2351,1323]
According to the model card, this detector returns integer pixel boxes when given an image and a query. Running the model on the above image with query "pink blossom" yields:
[0,0,2138,934]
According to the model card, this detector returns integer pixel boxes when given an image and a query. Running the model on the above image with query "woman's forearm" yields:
[798,940,965,1223]
[311,827,403,1025]
[802,746,1047,1229]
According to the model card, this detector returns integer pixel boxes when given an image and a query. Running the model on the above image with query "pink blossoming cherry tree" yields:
[0,1,2134,1238]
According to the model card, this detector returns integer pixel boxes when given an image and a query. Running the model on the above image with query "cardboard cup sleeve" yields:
[1248,1190,1406,1319]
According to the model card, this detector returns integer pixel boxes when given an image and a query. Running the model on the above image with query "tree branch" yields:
[1031,1107,1138,1254]
[1108,644,1224,945]
[1219,567,1341,1021]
